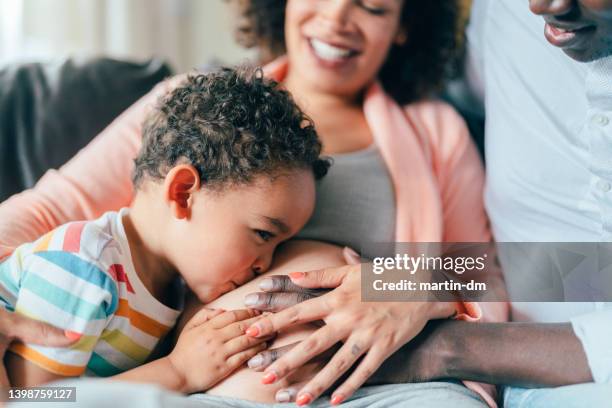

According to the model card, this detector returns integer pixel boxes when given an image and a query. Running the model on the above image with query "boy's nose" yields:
[529,0,574,15]
[252,253,273,275]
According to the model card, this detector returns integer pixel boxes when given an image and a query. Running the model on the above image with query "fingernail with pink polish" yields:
[289,272,305,280]
[331,394,345,405]
[343,246,360,259]
[246,325,260,337]
[261,370,277,384]
[64,330,82,341]
[296,392,313,406]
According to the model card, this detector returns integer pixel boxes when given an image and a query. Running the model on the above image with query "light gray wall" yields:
[0,0,254,72]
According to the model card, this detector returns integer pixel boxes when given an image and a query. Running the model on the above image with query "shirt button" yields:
[597,179,612,192]
[591,114,610,127]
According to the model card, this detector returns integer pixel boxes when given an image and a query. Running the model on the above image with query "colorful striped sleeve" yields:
[8,224,119,377]
[0,247,22,310]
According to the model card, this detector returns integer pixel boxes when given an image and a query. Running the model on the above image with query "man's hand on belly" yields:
[244,275,329,313]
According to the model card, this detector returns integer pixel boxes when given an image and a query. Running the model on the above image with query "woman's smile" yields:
[284,0,404,99]
[307,37,361,69]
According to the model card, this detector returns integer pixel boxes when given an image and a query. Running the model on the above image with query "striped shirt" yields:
[0,209,182,377]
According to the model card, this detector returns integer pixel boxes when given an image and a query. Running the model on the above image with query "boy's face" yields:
[168,170,316,302]
[530,0,612,61]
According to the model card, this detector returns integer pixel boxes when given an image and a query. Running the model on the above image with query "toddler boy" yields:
[0,67,329,392]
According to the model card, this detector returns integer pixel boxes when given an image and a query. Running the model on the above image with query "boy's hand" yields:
[167,308,273,393]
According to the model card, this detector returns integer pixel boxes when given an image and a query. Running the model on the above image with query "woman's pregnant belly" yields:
[189,240,346,403]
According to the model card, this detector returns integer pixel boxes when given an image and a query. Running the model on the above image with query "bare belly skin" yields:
[186,240,345,402]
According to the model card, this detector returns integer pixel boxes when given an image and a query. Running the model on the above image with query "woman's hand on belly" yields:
[244,250,457,406]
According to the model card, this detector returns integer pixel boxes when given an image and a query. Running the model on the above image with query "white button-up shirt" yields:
[467,0,612,383]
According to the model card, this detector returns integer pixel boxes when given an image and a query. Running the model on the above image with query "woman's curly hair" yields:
[233,0,462,104]
[133,67,330,189]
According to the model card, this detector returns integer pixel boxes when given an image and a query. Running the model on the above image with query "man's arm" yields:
[371,320,593,388]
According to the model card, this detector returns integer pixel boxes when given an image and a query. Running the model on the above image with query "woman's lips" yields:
[544,23,596,48]
[307,37,360,70]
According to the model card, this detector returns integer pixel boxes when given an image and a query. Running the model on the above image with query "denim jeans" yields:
[503,383,612,408]
[8,379,488,408]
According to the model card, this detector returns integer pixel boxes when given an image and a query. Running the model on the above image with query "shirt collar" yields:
[585,55,612,110]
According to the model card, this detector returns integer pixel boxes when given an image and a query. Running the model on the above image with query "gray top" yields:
[295,144,396,259]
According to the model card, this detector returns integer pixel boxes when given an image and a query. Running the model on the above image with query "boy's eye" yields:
[255,230,275,242]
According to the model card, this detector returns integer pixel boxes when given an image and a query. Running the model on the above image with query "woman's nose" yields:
[529,0,574,15]
[319,0,353,29]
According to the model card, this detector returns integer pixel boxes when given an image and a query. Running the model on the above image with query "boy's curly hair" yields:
[232,0,462,104]
[133,67,330,189]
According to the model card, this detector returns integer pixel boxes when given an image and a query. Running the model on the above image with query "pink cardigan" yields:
[0,58,507,406]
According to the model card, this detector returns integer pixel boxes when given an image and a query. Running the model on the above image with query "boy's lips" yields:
[544,22,596,48]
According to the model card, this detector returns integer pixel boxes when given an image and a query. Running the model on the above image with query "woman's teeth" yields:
[310,39,353,60]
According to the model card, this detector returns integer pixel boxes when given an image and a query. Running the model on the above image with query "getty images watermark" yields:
[360,242,612,302]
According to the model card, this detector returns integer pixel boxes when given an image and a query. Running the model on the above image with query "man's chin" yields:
[563,46,612,63]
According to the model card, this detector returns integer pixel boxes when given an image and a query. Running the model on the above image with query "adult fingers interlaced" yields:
[243,266,359,338]
[225,342,269,371]
[244,291,322,312]
[286,263,356,289]
[219,314,265,341]
[249,265,442,405]
[256,275,310,293]
[245,294,331,338]
[275,380,307,403]
[244,266,358,338]
[295,309,430,406]
[260,325,342,385]
[224,332,275,355]
[293,334,370,404]
[247,341,299,371]
[328,343,395,404]
[248,339,340,371]
[275,354,340,403]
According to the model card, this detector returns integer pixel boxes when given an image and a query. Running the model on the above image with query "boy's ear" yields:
[163,165,201,220]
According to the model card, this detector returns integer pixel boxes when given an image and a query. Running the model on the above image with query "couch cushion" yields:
[0,57,172,201]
